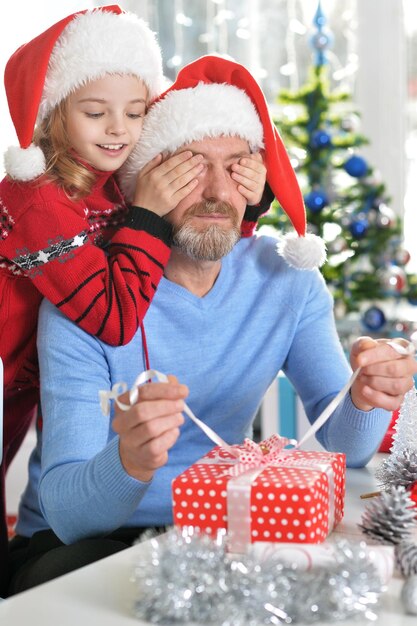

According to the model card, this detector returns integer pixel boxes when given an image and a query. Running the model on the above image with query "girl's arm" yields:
[0,180,170,346]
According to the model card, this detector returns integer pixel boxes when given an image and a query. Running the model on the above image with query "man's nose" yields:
[202,167,233,202]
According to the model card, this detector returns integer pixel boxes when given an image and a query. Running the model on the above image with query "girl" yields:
[0,5,268,592]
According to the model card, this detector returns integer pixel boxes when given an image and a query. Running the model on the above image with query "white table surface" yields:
[1,454,416,625]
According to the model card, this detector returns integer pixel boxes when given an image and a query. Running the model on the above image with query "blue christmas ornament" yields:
[304,189,329,213]
[310,31,334,52]
[344,155,368,178]
[362,306,386,331]
[310,129,332,149]
[309,1,333,66]
[349,216,369,238]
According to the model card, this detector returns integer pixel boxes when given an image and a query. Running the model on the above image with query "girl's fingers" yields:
[137,153,163,176]
[160,151,202,176]
[233,159,265,176]
[231,172,258,191]
[168,168,202,193]
[242,152,264,164]
[171,178,199,202]
[162,155,204,184]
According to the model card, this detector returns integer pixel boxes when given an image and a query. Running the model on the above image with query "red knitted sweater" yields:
[0,169,172,395]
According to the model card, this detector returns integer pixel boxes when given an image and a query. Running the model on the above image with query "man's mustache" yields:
[183,201,239,221]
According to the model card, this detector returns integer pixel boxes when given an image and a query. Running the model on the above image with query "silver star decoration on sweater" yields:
[36,250,50,264]
[73,234,86,247]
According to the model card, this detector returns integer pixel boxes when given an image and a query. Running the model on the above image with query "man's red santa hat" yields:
[119,55,326,270]
[3,4,164,182]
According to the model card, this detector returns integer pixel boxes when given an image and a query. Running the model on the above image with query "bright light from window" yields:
[403,0,417,36]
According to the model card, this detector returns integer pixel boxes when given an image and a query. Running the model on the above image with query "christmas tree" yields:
[260,1,417,334]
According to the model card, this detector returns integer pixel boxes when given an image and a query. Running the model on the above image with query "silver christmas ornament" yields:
[396,541,417,577]
[401,574,417,615]
[340,113,361,133]
[375,449,417,492]
[395,248,411,266]
[358,486,417,545]
[375,203,396,228]
[378,265,407,294]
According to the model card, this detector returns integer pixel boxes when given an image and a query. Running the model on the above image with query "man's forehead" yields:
[172,135,251,159]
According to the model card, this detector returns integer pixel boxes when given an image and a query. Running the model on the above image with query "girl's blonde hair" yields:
[33,98,96,200]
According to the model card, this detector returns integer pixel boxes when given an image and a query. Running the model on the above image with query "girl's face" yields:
[65,74,148,172]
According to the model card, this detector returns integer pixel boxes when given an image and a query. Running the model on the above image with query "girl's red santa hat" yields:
[119,55,326,270]
[3,4,164,182]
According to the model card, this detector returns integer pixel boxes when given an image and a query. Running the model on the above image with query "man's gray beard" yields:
[173,222,241,261]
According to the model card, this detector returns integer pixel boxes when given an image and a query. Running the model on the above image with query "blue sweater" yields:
[16,235,390,543]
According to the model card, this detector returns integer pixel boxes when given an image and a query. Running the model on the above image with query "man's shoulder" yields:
[38,298,92,342]
[233,233,294,273]
[232,233,328,291]
[39,298,72,332]
[235,232,281,257]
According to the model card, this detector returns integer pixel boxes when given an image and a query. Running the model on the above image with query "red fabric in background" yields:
[378,409,399,453]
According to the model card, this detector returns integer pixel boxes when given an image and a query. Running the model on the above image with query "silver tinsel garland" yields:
[131,528,383,624]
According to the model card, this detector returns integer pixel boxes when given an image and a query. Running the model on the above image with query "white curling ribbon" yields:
[99,382,128,416]
[295,368,360,449]
[99,339,415,455]
[295,338,416,450]
[99,369,240,458]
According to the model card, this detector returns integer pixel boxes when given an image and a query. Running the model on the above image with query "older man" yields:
[9,56,417,593]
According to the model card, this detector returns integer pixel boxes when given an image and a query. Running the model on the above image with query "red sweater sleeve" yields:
[0,179,171,346]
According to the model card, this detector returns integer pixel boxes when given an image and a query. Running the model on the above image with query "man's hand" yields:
[112,375,189,482]
[132,151,203,216]
[350,336,417,412]
[231,152,266,205]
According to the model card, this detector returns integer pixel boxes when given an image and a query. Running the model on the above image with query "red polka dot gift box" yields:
[172,436,346,552]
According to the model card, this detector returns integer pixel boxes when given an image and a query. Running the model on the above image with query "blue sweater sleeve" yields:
[37,299,150,544]
[282,269,390,467]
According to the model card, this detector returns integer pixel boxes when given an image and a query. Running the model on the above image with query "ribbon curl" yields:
[99,337,415,459]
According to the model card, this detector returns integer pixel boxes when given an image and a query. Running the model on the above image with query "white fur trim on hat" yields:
[119,82,264,202]
[276,232,327,270]
[4,144,46,181]
[39,10,164,121]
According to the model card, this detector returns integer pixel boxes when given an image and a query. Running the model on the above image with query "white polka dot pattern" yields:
[172,446,346,545]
